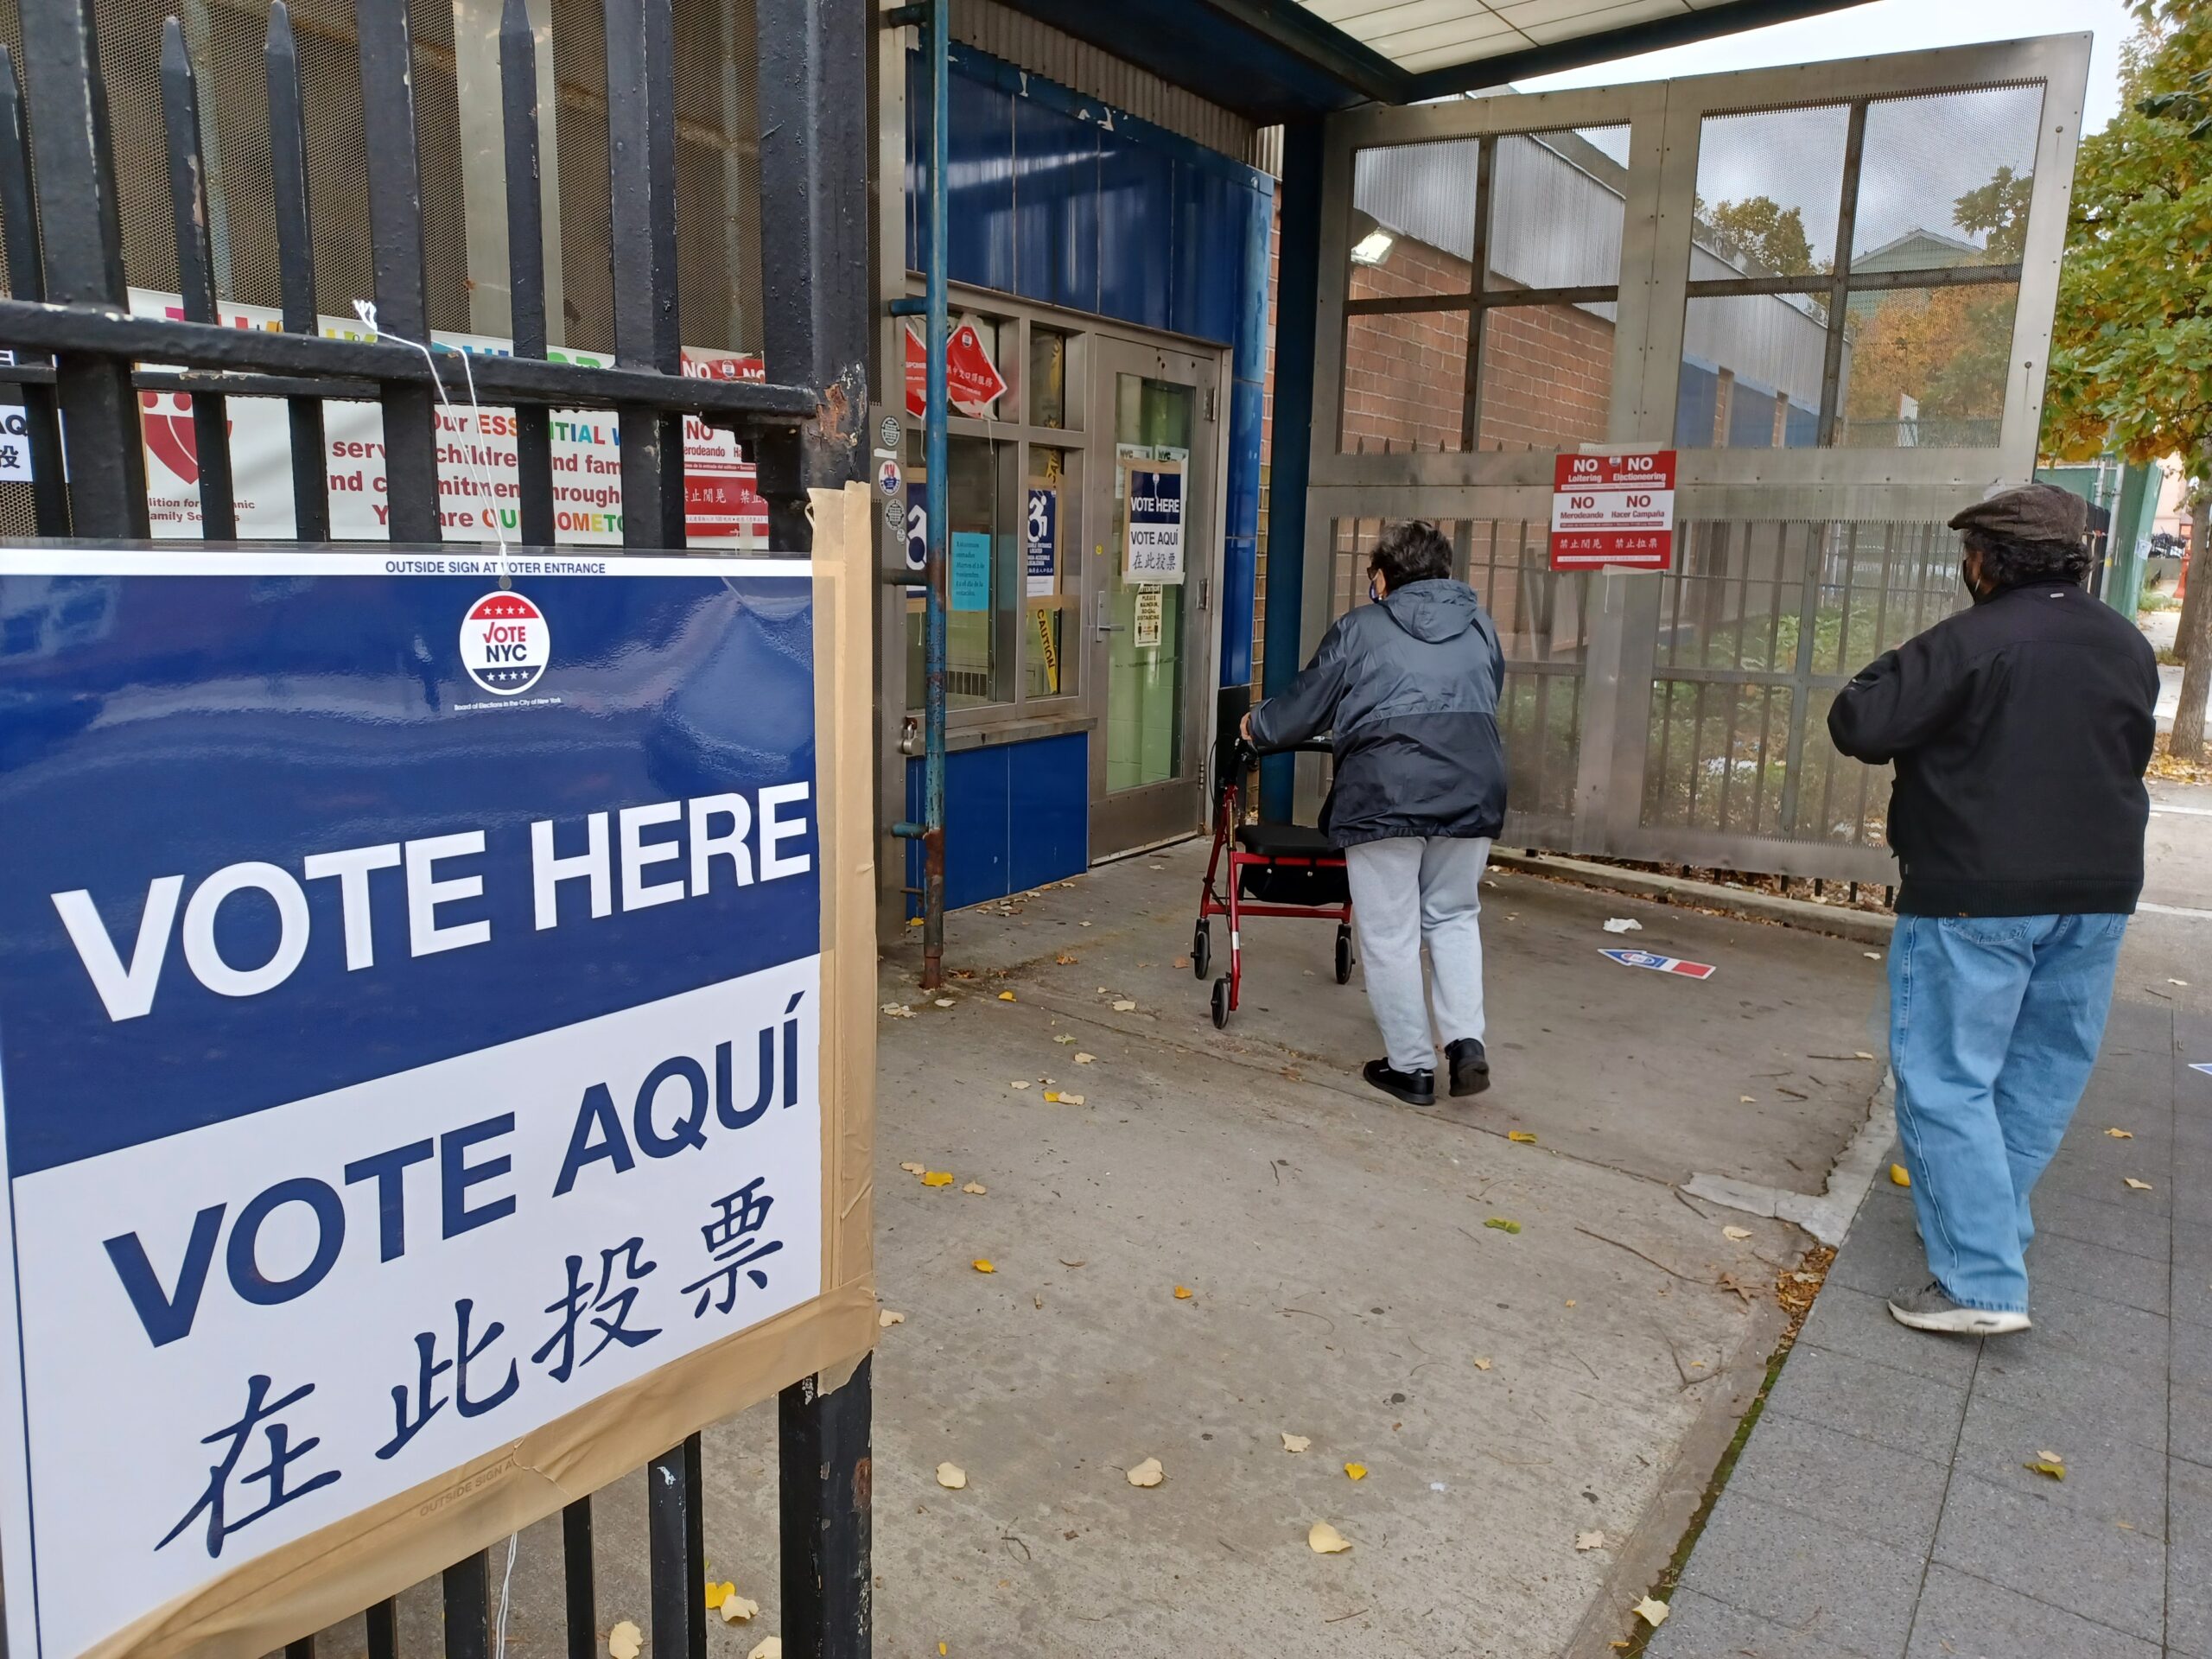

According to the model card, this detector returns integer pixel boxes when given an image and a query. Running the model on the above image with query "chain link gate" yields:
[1297,34,2091,888]
[0,0,872,1651]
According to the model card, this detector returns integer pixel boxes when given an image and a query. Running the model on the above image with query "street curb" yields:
[1491,852,1897,946]
[1683,1075,1897,1246]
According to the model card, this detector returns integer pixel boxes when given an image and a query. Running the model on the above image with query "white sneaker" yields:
[1887,1280,2030,1336]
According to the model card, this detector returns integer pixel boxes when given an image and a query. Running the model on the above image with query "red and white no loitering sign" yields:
[1549,450,1676,571]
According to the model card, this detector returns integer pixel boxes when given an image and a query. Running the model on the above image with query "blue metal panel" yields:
[905,735,1085,912]
[1096,125,1173,331]
[1675,357,1719,448]
[1013,97,1098,314]
[1170,162,1239,345]
[1727,380,1777,450]
[1220,181,1272,690]
[1783,401,1818,448]
[944,60,1016,294]
[1260,118,1323,821]
[1006,734,1089,891]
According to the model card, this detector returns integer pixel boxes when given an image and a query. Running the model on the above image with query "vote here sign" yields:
[1548,450,1675,571]
[0,546,873,1659]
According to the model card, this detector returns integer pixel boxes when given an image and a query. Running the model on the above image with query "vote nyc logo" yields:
[461,590,550,696]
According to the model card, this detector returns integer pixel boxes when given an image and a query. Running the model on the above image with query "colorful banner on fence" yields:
[121,290,767,545]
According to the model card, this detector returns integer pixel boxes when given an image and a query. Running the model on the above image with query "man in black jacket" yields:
[1243,521,1507,1108]
[1829,482,2158,1336]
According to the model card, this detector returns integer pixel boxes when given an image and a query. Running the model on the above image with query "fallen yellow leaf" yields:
[1508,1130,1537,1144]
[1112,999,1137,1011]
[1056,953,1077,965]
[1576,1529,1605,1551]
[1044,1090,1086,1104]
[1890,1163,1911,1187]
[1344,1461,1366,1480]
[1484,1217,1522,1234]
[879,1309,906,1328]
[1307,1521,1352,1554]
[718,1595,760,1625]
[906,916,923,926]
[963,1181,988,1195]
[936,1462,968,1490]
[998,991,1016,1001]
[1565,1300,1577,1308]
[921,1170,955,1186]
[1075,1052,1096,1065]
[1739,1096,1757,1104]
[703,1580,735,1611]
[1059,1258,1086,1268]
[1174,1285,1193,1300]
[1472,1357,1493,1371]
[2107,1128,2134,1138]
[1854,1051,1874,1061]
[1281,1432,1311,1452]
[1722,1225,1752,1242]
[1127,1457,1164,1488]
[1634,1597,1669,1629]
[933,998,954,1007]
[2125,1178,2153,1192]
[2024,1459,2066,1481]
[1053,1033,1076,1045]
[747,1640,780,1659]
[972,1259,995,1274]
[1008,1080,1031,1090]
[608,1622,643,1659]
[899,1161,926,1174]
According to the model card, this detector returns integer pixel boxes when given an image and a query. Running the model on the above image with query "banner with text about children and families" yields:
[119,290,767,545]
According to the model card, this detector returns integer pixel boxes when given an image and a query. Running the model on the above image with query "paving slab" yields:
[1657,993,2197,1659]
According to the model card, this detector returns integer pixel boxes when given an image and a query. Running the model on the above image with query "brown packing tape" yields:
[82,490,882,1659]
[83,1284,876,1659]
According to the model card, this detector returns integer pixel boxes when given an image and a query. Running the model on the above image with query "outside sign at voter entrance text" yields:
[0,553,830,1659]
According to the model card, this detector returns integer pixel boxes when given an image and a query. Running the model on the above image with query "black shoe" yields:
[1363,1058,1434,1106]
[1446,1038,1491,1097]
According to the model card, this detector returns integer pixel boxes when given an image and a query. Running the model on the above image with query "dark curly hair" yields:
[1965,529,2091,591]
[1369,520,1453,590]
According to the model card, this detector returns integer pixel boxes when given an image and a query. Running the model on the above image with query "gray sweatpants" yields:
[1344,836,1492,1074]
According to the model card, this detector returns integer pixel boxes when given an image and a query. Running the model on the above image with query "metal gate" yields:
[1300,34,2090,885]
[0,0,871,1651]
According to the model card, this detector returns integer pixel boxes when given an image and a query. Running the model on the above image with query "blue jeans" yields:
[1888,912,2127,1313]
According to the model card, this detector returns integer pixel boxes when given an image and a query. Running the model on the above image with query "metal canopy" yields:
[996,0,1875,119]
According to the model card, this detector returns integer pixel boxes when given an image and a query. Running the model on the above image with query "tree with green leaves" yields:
[1695,194,1818,276]
[2041,0,2212,759]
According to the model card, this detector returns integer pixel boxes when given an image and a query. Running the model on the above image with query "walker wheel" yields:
[1334,924,1353,985]
[1211,975,1231,1029]
[1192,921,1211,980]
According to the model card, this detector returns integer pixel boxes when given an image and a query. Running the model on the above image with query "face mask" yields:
[1368,579,1382,603]
[1960,561,1983,602]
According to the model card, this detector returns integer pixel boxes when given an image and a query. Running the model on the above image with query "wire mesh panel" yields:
[1637,518,1964,853]
[1323,516,1586,839]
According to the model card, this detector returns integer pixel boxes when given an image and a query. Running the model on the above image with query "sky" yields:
[1517,0,2141,137]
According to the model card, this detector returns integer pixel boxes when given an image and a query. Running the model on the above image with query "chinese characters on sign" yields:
[1548,450,1676,572]
[0,554,825,1659]
[1122,461,1186,584]
[902,320,1008,420]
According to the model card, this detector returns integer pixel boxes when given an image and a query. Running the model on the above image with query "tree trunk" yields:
[2177,483,2210,667]
[2173,487,2212,762]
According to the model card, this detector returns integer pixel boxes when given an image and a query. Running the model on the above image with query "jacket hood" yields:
[1378,579,1484,644]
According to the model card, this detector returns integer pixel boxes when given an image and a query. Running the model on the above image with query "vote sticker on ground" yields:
[459,589,550,696]
[2191,1062,2212,1077]
[1549,450,1675,572]
[1600,947,1717,980]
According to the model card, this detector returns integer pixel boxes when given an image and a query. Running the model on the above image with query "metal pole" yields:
[919,0,949,990]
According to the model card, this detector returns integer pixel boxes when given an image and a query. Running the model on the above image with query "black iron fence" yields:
[0,0,871,1651]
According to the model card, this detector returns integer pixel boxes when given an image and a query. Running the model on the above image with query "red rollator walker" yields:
[1193,737,1353,1028]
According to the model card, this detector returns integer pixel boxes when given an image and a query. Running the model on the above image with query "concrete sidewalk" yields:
[1647,997,2212,1659]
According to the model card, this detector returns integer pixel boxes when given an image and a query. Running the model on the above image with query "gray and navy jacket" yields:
[1249,579,1508,849]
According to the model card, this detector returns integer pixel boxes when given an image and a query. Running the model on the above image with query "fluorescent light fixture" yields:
[1349,228,1395,266]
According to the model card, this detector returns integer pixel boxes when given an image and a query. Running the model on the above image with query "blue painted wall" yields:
[906,46,1272,358]
[902,45,1274,905]
[906,734,1089,913]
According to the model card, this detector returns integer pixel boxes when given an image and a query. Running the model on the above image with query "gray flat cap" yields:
[1948,482,2088,544]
